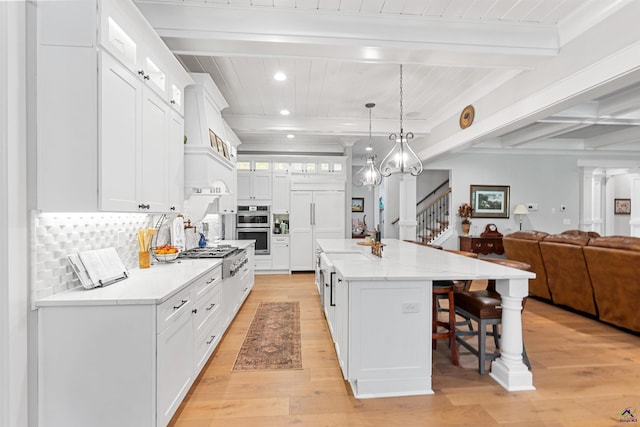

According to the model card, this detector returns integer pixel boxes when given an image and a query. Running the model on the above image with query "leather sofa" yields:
[502,231,551,300]
[583,236,640,332]
[539,233,597,316]
[503,231,640,333]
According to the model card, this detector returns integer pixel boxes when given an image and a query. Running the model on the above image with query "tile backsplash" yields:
[31,211,153,305]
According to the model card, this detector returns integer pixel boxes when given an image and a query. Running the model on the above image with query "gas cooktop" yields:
[179,245,239,259]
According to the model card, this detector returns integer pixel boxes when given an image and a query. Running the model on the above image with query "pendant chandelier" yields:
[354,103,382,190]
[380,64,423,177]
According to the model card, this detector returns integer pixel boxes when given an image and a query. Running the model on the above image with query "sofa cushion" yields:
[584,236,640,332]
[503,231,551,300]
[539,234,597,316]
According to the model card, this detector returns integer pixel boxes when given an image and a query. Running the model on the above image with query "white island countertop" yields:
[317,239,535,282]
[35,241,255,308]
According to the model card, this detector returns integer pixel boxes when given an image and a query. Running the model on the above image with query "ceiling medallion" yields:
[459,105,475,129]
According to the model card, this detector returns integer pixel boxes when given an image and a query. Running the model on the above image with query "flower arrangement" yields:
[457,203,473,224]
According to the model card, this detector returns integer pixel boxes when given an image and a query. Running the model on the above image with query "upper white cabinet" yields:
[237,161,272,201]
[35,0,192,212]
[319,159,346,176]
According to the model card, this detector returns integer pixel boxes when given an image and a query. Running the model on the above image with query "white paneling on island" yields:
[316,239,535,398]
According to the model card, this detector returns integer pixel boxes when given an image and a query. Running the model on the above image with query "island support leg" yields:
[490,278,535,391]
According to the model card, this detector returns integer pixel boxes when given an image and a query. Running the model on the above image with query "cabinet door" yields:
[313,191,346,235]
[141,87,169,211]
[237,172,251,200]
[272,174,290,213]
[290,191,313,270]
[272,239,290,270]
[157,309,194,427]
[99,52,140,211]
[253,172,272,200]
[167,111,184,212]
[334,273,349,378]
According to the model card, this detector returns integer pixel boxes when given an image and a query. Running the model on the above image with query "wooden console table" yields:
[459,235,504,255]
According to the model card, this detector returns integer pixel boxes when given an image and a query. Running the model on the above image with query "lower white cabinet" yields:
[272,235,290,270]
[38,264,225,427]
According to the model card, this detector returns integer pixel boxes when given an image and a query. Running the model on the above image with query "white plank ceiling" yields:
[135,0,640,162]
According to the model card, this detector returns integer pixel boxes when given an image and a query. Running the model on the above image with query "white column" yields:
[490,278,535,391]
[398,174,417,241]
[1,2,29,426]
[341,137,358,239]
[579,166,605,234]
[630,174,640,237]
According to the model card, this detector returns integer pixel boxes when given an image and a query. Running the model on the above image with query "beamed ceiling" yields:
[134,0,640,164]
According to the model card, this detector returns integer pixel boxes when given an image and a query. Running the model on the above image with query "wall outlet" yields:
[402,302,420,313]
[526,202,538,211]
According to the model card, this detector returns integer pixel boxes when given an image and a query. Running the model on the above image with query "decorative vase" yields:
[461,222,471,236]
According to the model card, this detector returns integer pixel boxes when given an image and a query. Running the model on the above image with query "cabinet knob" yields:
[138,203,150,210]
[170,206,176,211]
[170,99,176,105]
[143,74,150,80]
[138,70,145,76]
[192,308,197,314]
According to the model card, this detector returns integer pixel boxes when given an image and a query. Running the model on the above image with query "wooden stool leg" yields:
[447,289,459,366]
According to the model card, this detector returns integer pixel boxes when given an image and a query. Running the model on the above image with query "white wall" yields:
[613,174,633,235]
[1,2,29,426]
[426,152,584,238]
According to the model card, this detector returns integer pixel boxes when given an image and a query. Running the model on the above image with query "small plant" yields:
[457,203,473,224]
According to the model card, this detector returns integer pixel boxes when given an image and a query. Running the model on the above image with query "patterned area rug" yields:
[232,301,302,371]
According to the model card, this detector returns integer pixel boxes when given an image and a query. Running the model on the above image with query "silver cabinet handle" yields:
[206,335,216,345]
[206,303,215,311]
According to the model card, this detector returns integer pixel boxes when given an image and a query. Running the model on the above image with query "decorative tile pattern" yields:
[31,212,152,304]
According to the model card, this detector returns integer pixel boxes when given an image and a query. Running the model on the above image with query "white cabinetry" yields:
[319,159,346,176]
[38,264,225,427]
[290,191,345,270]
[272,172,290,213]
[272,236,290,271]
[35,0,191,213]
[237,160,272,201]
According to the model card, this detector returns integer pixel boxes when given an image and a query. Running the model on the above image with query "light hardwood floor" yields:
[170,273,640,427]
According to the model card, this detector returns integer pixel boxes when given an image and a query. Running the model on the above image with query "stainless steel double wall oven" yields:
[236,205,270,254]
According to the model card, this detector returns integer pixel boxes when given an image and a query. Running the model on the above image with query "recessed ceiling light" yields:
[280,109,290,116]
[274,72,287,81]
[287,134,295,139]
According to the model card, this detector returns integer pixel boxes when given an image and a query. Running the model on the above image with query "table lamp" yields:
[513,204,529,230]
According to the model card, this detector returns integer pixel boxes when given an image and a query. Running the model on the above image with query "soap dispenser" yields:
[198,233,207,248]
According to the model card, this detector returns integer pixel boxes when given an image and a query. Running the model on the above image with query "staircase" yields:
[416,188,451,244]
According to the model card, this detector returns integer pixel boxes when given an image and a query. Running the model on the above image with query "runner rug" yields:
[232,301,302,371]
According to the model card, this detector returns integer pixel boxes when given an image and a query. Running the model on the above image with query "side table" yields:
[459,235,504,256]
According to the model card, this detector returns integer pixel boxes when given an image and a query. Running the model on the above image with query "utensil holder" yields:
[139,251,150,269]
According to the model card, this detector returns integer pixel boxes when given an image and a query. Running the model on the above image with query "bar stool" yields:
[432,280,458,366]
[454,258,532,374]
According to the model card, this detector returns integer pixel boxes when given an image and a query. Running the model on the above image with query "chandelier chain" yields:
[399,64,403,132]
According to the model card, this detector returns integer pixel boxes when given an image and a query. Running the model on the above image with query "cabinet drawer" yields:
[194,310,222,371]
[193,284,221,333]
[193,265,222,300]
[157,287,193,332]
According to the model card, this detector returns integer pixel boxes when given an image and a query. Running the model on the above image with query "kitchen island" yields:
[316,238,535,398]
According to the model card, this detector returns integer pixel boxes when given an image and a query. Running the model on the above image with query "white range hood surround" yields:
[183,73,239,207]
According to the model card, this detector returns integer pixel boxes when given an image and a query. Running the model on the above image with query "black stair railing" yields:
[416,189,451,244]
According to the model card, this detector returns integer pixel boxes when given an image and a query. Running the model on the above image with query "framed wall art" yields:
[470,185,510,218]
[615,198,631,214]
[208,129,217,150]
[351,197,364,212]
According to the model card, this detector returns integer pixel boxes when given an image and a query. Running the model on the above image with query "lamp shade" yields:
[513,204,529,215]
